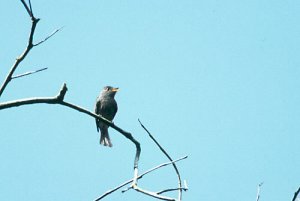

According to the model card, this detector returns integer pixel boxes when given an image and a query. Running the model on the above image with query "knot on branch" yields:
[56,83,67,101]
[33,17,40,23]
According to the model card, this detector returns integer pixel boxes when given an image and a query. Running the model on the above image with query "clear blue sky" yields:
[1,1,300,201]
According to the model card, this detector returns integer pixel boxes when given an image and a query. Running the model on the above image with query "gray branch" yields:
[292,187,300,201]
[95,156,187,201]
[0,9,39,97]
[256,182,263,201]
[0,1,61,97]
[0,83,141,188]
[11,67,48,79]
[1,1,185,201]
[138,119,184,201]
[33,26,63,47]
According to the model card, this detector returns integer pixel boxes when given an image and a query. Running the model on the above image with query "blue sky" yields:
[1,0,300,201]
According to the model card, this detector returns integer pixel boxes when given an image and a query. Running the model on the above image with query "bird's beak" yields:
[111,87,119,92]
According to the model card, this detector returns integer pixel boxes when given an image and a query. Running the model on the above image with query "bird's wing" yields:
[95,97,102,132]
[99,99,118,121]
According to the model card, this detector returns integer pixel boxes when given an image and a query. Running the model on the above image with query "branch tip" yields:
[11,67,48,79]
[138,119,184,201]
[56,83,68,101]
[292,187,300,201]
[34,26,63,47]
[184,180,188,190]
[20,0,33,17]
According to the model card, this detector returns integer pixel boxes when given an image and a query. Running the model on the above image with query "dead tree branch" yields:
[1,1,185,200]
[157,185,188,195]
[138,119,185,201]
[0,8,39,97]
[292,187,300,201]
[34,26,64,47]
[1,1,141,200]
[20,0,33,17]
[11,67,48,79]
[95,156,187,201]
[256,182,263,201]
[0,84,140,150]
[111,119,188,200]
[0,0,60,97]
[0,83,141,189]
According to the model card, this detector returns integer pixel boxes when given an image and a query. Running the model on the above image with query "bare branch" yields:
[292,187,300,201]
[62,101,141,176]
[11,67,48,79]
[0,83,128,136]
[157,187,188,195]
[0,83,66,109]
[20,0,33,17]
[255,182,263,201]
[184,180,188,190]
[56,83,68,100]
[3,2,185,201]
[138,119,184,201]
[28,0,33,15]
[0,1,40,98]
[95,156,187,201]
[0,82,141,194]
[33,26,64,47]
[133,186,175,201]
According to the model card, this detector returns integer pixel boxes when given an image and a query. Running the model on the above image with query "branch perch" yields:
[292,187,300,201]
[2,1,186,201]
[0,83,141,192]
[0,84,139,145]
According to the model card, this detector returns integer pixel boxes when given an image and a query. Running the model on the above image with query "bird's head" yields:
[100,86,119,98]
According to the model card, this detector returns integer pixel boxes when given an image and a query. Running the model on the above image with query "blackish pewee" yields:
[95,86,119,147]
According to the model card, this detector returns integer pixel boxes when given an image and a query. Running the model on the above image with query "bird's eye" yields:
[106,88,110,91]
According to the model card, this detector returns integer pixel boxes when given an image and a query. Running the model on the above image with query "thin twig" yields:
[292,187,300,201]
[0,1,39,97]
[33,26,64,46]
[11,67,48,79]
[28,0,33,15]
[134,186,175,201]
[95,156,187,201]
[122,156,188,194]
[184,180,188,189]
[157,187,188,195]
[138,119,184,201]
[20,0,32,17]
[256,182,263,201]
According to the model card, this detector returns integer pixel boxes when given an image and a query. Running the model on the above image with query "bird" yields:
[95,86,119,147]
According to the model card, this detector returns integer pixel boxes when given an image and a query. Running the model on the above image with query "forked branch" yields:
[1,1,185,201]
[138,119,185,201]
[95,156,187,201]
[0,83,141,188]
[0,0,60,98]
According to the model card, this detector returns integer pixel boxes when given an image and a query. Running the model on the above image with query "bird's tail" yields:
[100,128,113,147]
